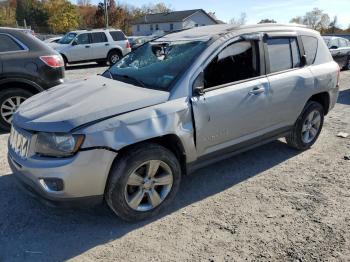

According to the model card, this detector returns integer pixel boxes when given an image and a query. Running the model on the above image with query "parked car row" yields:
[323,36,350,70]
[0,27,65,131]
[7,24,339,221]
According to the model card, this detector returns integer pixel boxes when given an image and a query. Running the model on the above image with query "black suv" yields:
[0,27,65,131]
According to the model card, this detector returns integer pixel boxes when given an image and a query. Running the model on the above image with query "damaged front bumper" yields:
[8,147,117,207]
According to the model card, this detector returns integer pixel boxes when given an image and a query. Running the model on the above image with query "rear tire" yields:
[286,101,324,150]
[108,50,122,65]
[105,143,181,222]
[0,88,33,132]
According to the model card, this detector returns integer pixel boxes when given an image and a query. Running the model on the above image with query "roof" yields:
[70,28,122,34]
[132,9,218,25]
[156,23,316,42]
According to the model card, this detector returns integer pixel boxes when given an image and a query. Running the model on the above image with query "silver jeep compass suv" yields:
[8,24,339,221]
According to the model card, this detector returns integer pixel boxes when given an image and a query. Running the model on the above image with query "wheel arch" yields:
[0,78,43,95]
[108,134,188,180]
[60,53,68,63]
[307,92,330,115]
[107,48,123,57]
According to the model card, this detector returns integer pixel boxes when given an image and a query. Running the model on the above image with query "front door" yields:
[68,33,91,62]
[191,38,272,157]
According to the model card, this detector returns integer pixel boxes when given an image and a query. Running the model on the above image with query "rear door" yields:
[0,33,28,76]
[264,33,315,128]
[68,33,91,62]
[90,32,109,60]
[191,36,272,156]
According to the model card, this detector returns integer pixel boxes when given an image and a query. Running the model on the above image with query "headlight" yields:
[35,133,85,157]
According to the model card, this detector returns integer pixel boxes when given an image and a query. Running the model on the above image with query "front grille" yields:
[9,126,32,159]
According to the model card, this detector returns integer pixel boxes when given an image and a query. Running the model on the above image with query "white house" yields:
[131,9,219,36]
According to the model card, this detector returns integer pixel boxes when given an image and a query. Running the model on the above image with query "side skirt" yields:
[187,127,292,174]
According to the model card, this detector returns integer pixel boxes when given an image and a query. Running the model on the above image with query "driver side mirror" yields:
[193,72,205,96]
[330,45,338,50]
[72,41,78,46]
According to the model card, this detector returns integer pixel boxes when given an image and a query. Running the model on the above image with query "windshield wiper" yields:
[114,74,147,88]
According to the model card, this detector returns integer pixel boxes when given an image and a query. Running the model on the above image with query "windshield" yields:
[58,32,77,44]
[106,40,207,91]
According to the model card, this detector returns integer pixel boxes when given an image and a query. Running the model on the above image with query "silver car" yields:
[8,24,339,221]
[49,29,131,67]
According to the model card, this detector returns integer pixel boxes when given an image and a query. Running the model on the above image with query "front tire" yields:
[105,143,181,221]
[0,88,32,132]
[286,101,324,150]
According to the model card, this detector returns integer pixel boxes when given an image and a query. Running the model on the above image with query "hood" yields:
[14,75,170,133]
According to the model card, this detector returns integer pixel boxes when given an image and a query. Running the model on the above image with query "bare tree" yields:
[329,16,338,34]
[77,0,91,6]
[140,2,172,14]
[229,12,247,26]
[290,16,304,24]
[290,8,330,33]
[208,12,217,20]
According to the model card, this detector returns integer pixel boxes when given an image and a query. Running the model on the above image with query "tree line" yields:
[1,1,349,35]
[0,0,171,34]
[230,8,350,34]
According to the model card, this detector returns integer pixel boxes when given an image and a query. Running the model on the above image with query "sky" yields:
[76,0,350,29]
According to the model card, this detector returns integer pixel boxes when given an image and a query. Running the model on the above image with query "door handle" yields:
[249,86,265,95]
[85,45,90,48]
[105,43,110,46]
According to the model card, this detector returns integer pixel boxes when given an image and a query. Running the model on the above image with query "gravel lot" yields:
[0,66,349,262]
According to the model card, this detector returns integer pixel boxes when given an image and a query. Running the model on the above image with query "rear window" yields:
[91,32,107,43]
[110,31,126,41]
[301,36,318,65]
[0,34,24,52]
[266,38,301,73]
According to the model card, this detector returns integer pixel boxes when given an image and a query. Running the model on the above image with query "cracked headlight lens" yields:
[35,133,85,157]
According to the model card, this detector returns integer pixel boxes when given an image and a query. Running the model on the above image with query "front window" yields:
[105,40,207,91]
[76,33,90,45]
[58,32,77,44]
[203,40,260,88]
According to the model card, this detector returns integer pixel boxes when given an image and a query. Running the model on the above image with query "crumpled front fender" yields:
[78,98,198,163]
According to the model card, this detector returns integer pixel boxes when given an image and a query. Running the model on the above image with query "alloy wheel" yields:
[301,110,321,144]
[111,54,120,64]
[0,96,26,124]
[124,160,173,212]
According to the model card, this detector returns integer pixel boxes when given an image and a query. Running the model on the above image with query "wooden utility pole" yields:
[104,0,109,28]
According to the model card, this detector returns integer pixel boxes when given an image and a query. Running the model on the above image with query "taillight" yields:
[126,41,131,49]
[40,55,64,68]
[336,64,340,87]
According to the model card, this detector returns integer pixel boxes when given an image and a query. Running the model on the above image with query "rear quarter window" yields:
[301,36,318,65]
[0,34,24,52]
[110,31,126,41]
